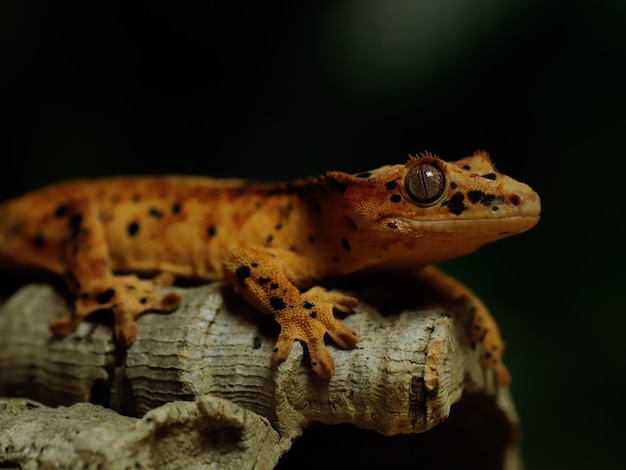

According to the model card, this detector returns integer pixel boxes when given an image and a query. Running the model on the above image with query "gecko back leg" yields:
[47,200,182,345]
[414,265,512,385]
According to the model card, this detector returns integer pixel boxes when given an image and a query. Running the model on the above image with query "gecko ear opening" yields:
[403,160,447,206]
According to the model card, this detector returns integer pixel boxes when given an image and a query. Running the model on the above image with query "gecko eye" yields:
[404,161,447,206]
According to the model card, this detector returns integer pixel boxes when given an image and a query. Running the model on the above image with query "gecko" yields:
[0,151,540,385]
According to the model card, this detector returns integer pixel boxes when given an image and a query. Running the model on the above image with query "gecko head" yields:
[324,151,541,266]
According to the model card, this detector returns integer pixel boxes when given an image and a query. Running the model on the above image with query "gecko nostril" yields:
[510,195,520,206]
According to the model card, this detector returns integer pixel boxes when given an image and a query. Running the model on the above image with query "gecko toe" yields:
[495,363,512,386]
[309,346,335,379]
[331,294,359,313]
[49,316,79,336]
[305,287,358,313]
[327,325,359,349]
[152,272,176,288]
[146,291,182,312]
[273,331,296,363]
[113,311,138,346]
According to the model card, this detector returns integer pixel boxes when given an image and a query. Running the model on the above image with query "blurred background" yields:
[1,1,624,468]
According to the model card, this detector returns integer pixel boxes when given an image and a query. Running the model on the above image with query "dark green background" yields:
[2,1,624,468]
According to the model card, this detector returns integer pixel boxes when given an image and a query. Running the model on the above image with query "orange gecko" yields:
[0,151,540,384]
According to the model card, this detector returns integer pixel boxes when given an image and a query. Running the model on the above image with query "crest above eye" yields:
[404,161,447,206]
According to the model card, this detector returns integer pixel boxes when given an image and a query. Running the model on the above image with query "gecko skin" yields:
[0,151,540,384]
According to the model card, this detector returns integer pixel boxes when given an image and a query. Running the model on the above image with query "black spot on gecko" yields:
[331,256,339,263]
[481,173,497,180]
[235,266,251,287]
[265,235,274,245]
[467,190,485,204]
[70,226,89,245]
[207,225,216,237]
[275,224,282,230]
[258,277,271,286]
[450,182,458,190]
[481,194,496,206]
[463,164,471,170]
[55,204,68,218]
[68,214,83,228]
[96,288,116,305]
[33,234,45,249]
[132,194,141,202]
[355,171,371,178]
[148,208,164,219]
[270,282,279,290]
[327,178,349,195]
[389,194,402,203]
[447,193,466,215]
[251,263,259,268]
[140,297,147,304]
[307,235,315,244]
[127,222,140,237]
[303,301,315,309]
[269,296,286,310]
[171,202,182,214]
[385,181,397,190]
[309,312,317,319]
[341,237,351,251]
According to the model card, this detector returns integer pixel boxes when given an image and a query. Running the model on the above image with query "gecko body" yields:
[0,151,540,383]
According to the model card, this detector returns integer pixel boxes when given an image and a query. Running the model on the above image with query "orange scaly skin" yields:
[0,151,540,384]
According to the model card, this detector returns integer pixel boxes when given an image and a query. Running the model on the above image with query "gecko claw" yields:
[49,316,80,337]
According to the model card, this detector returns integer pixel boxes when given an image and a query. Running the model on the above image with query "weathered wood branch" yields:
[0,396,283,469]
[0,281,522,469]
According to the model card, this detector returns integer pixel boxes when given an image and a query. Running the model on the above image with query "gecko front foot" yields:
[49,273,182,345]
[273,287,359,378]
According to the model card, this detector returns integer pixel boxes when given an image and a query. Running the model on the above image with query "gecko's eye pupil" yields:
[404,162,446,206]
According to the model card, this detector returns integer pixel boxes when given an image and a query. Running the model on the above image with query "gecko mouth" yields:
[394,215,541,234]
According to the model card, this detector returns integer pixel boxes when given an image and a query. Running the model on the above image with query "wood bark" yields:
[0,281,522,469]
